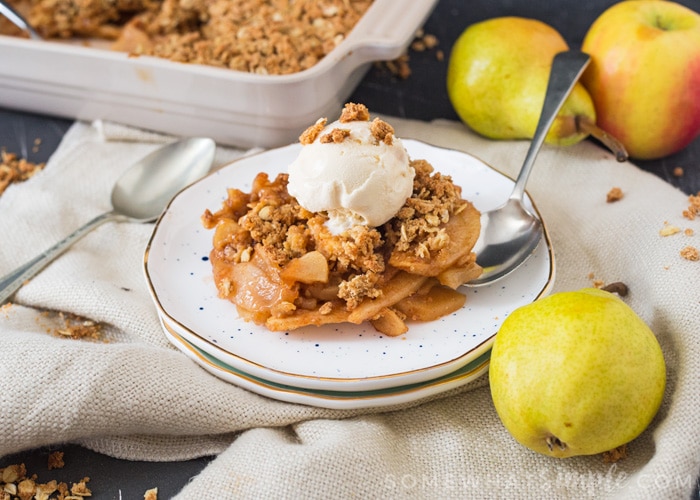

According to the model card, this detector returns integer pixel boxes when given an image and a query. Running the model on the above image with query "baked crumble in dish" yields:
[201,103,482,336]
[2,0,373,75]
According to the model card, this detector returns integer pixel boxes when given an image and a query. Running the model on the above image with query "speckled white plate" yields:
[144,140,555,393]
[162,322,491,410]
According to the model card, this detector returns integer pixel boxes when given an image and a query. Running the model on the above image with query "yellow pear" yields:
[489,288,666,458]
[447,17,626,159]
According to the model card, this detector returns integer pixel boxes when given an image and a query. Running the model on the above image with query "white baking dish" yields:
[0,0,438,148]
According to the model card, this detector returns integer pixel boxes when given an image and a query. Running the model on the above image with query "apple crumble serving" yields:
[202,104,482,336]
[4,0,373,75]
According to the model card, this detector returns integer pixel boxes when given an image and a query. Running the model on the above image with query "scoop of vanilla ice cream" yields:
[287,118,415,233]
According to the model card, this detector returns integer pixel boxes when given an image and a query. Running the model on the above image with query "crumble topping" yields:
[387,159,466,255]
[8,0,373,75]
[319,128,351,144]
[339,102,370,123]
[299,103,396,146]
[299,118,327,145]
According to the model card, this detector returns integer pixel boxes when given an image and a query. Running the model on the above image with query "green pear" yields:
[489,288,666,458]
[447,17,627,159]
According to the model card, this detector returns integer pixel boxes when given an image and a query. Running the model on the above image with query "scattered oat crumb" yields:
[606,187,624,203]
[672,166,684,177]
[0,150,46,196]
[0,458,91,500]
[410,33,438,52]
[603,444,627,463]
[378,29,441,79]
[683,192,700,220]
[659,223,681,236]
[680,246,699,261]
[587,272,606,288]
[54,312,103,340]
[684,228,694,236]
[47,451,65,470]
[144,487,158,500]
[70,477,91,497]
[35,311,105,341]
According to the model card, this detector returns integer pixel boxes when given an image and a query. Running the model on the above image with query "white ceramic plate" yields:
[162,322,491,410]
[144,140,555,393]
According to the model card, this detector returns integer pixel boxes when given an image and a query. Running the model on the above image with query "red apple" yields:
[582,0,700,159]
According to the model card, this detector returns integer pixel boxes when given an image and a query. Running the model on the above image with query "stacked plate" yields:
[144,140,555,410]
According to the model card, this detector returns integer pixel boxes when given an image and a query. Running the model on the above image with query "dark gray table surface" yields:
[1,0,699,498]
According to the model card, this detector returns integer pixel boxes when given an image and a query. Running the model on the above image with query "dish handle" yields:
[341,0,440,63]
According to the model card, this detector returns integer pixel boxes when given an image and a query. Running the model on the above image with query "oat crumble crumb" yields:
[339,102,370,123]
[606,187,623,203]
[70,477,91,497]
[299,118,327,145]
[0,460,92,500]
[680,246,699,261]
[0,150,46,196]
[320,128,350,144]
[685,228,694,236]
[683,192,700,220]
[370,117,394,145]
[673,166,684,177]
[144,487,158,500]
[48,451,65,470]
[54,312,103,340]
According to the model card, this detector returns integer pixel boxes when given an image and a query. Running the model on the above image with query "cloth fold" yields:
[1,118,698,499]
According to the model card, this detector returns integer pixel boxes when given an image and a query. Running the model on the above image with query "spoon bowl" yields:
[0,137,216,304]
[467,51,590,286]
[111,138,215,221]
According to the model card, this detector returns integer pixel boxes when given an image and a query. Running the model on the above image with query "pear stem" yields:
[576,116,629,162]
[602,282,629,296]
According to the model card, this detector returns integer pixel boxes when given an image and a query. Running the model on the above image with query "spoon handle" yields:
[509,51,590,202]
[0,0,42,40]
[0,211,114,304]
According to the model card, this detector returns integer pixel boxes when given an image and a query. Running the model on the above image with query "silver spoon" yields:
[0,137,216,304]
[0,0,42,40]
[467,50,591,286]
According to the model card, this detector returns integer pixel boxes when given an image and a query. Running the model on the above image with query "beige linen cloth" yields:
[1,116,699,499]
